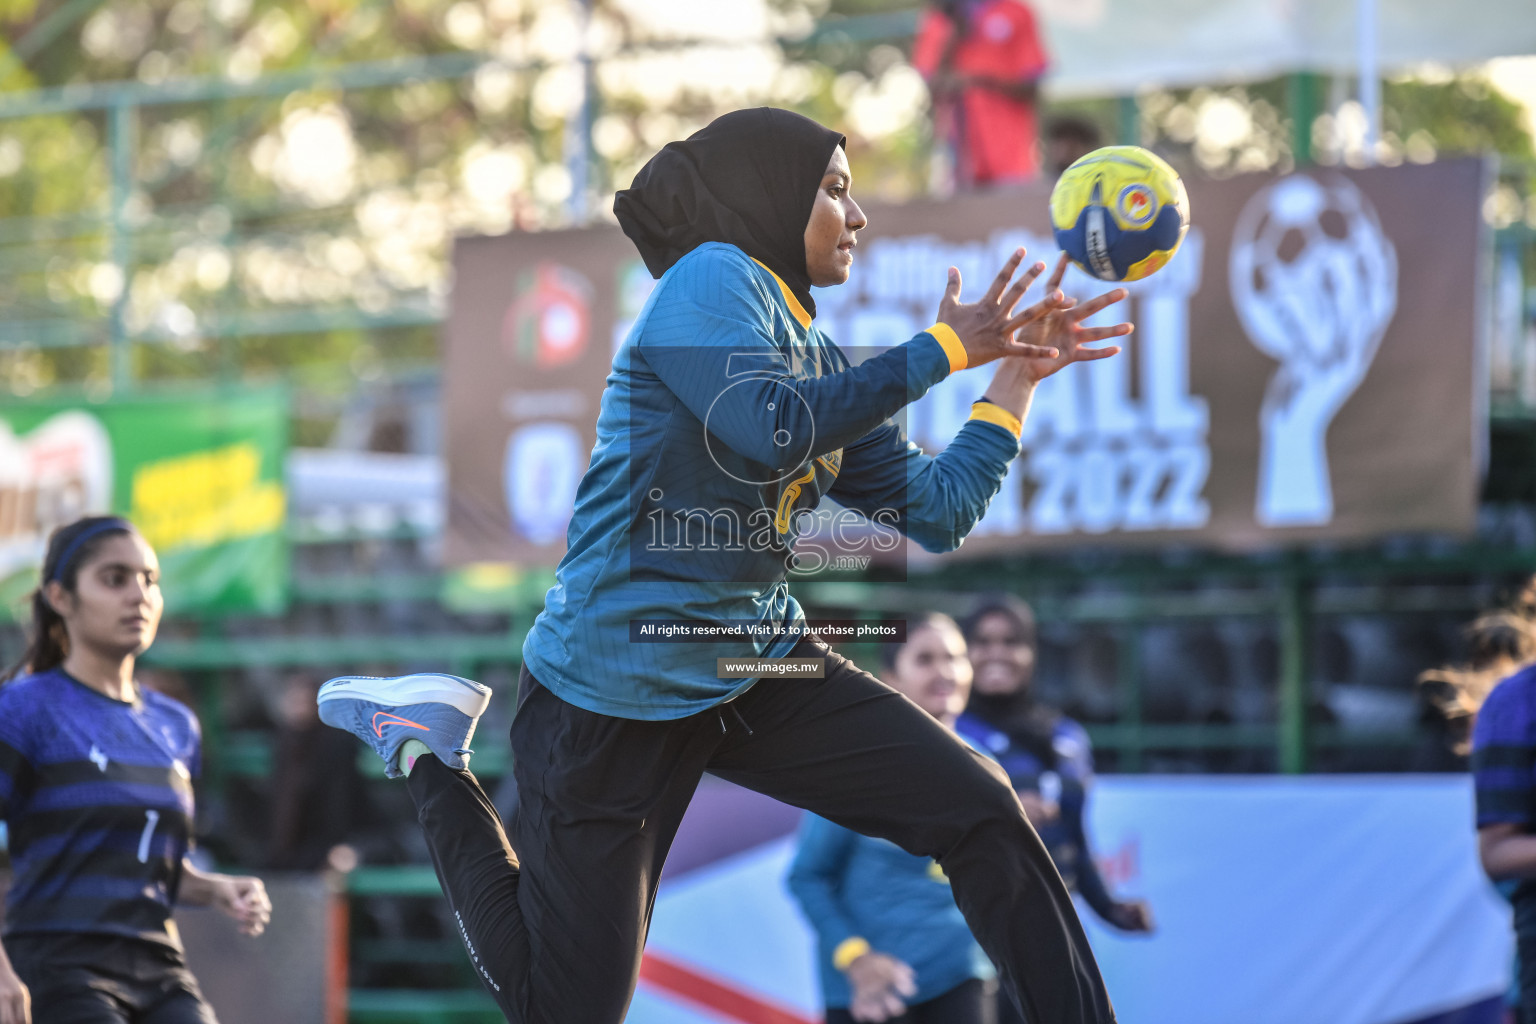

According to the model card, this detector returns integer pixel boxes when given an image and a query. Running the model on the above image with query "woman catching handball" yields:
[319,107,1131,1024]
[0,517,270,1024]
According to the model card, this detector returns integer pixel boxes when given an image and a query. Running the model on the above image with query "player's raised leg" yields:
[319,667,717,1024]
[500,669,717,1024]
[318,671,537,1019]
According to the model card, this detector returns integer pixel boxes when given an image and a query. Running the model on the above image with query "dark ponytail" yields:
[1419,610,1536,752]
[4,516,134,682]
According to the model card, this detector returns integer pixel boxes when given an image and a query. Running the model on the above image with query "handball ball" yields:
[1049,146,1190,282]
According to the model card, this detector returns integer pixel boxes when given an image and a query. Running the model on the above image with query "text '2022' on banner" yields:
[444,160,1482,567]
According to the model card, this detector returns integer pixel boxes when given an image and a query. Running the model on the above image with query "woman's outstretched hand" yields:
[935,247,1070,368]
[1009,252,1133,384]
[981,253,1134,423]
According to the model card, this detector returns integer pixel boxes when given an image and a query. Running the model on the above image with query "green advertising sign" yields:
[0,388,289,618]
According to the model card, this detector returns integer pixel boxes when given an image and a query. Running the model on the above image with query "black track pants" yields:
[406,639,1113,1024]
[5,933,219,1024]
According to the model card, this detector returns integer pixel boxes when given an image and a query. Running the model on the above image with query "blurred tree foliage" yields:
[0,0,1531,410]
[1125,73,1534,181]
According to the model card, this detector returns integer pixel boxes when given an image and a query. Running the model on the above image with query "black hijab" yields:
[962,596,1061,759]
[613,107,846,319]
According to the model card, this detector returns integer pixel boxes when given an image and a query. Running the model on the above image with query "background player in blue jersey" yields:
[0,517,271,1024]
[1463,609,1536,1024]
[955,596,1152,1024]
[957,597,1154,924]
[788,613,995,1024]
[1417,608,1536,1020]
[320,107,1133,1024]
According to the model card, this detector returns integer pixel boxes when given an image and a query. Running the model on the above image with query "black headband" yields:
[47,518,133,584]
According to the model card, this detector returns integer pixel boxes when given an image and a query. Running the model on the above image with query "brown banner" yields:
[444,159,1484,566]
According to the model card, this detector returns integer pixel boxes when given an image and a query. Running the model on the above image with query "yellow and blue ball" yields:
[1049,146,1190,282]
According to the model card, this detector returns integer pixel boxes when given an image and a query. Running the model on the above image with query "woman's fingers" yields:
[1046,251,1071,293]
[1003,340,1060,359]
[1066,287,1130,322]
[1073,323,1134,344]
[853,989,896,1024]
[998,259,1048,315]
[0,989,28,1024]
[941,266,962,308]
[850,997,880,1024]
[1072,344,1124,362]
[1003,291,1065,333]
[981,248,1026,305]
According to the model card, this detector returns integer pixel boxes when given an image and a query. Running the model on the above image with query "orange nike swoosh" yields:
[372,711,431,738]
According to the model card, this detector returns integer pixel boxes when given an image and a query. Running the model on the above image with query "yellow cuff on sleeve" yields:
[926,323,967,373]
[832,937,871,971]
[969,400,1023,439]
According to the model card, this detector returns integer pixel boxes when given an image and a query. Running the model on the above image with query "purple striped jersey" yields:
[0,669,199,949]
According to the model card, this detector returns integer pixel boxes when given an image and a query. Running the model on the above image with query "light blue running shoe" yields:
[318,673,492,778]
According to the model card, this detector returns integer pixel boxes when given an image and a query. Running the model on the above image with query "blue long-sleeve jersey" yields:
[1471,666,1536,952]
[522,242,1022,719]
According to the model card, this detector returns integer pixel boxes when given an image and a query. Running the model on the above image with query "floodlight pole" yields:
[1357,0,1379,165]
[1117,95,1139,146]
[108,99,136,391]
[564,0,594,223]
[1288,73,1318,165]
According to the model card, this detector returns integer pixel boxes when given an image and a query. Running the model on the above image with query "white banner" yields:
[629,777,1512,1024]
[1034,0,1536,96]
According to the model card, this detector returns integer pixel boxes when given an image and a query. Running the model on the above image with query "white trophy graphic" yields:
[1229,174,1397,527]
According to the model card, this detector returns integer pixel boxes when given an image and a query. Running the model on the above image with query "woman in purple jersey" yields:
[0,517,271,1024]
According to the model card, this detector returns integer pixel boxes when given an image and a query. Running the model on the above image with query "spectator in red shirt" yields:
[912,0,1050,188]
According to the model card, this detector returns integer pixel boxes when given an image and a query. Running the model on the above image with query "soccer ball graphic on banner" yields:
[1049,146,1190,282]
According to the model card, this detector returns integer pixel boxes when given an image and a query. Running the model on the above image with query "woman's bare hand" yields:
[1011,253,1133,384]
[0,964,29,1024]
[844,951,917,1022]
[936,248,1069,368]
